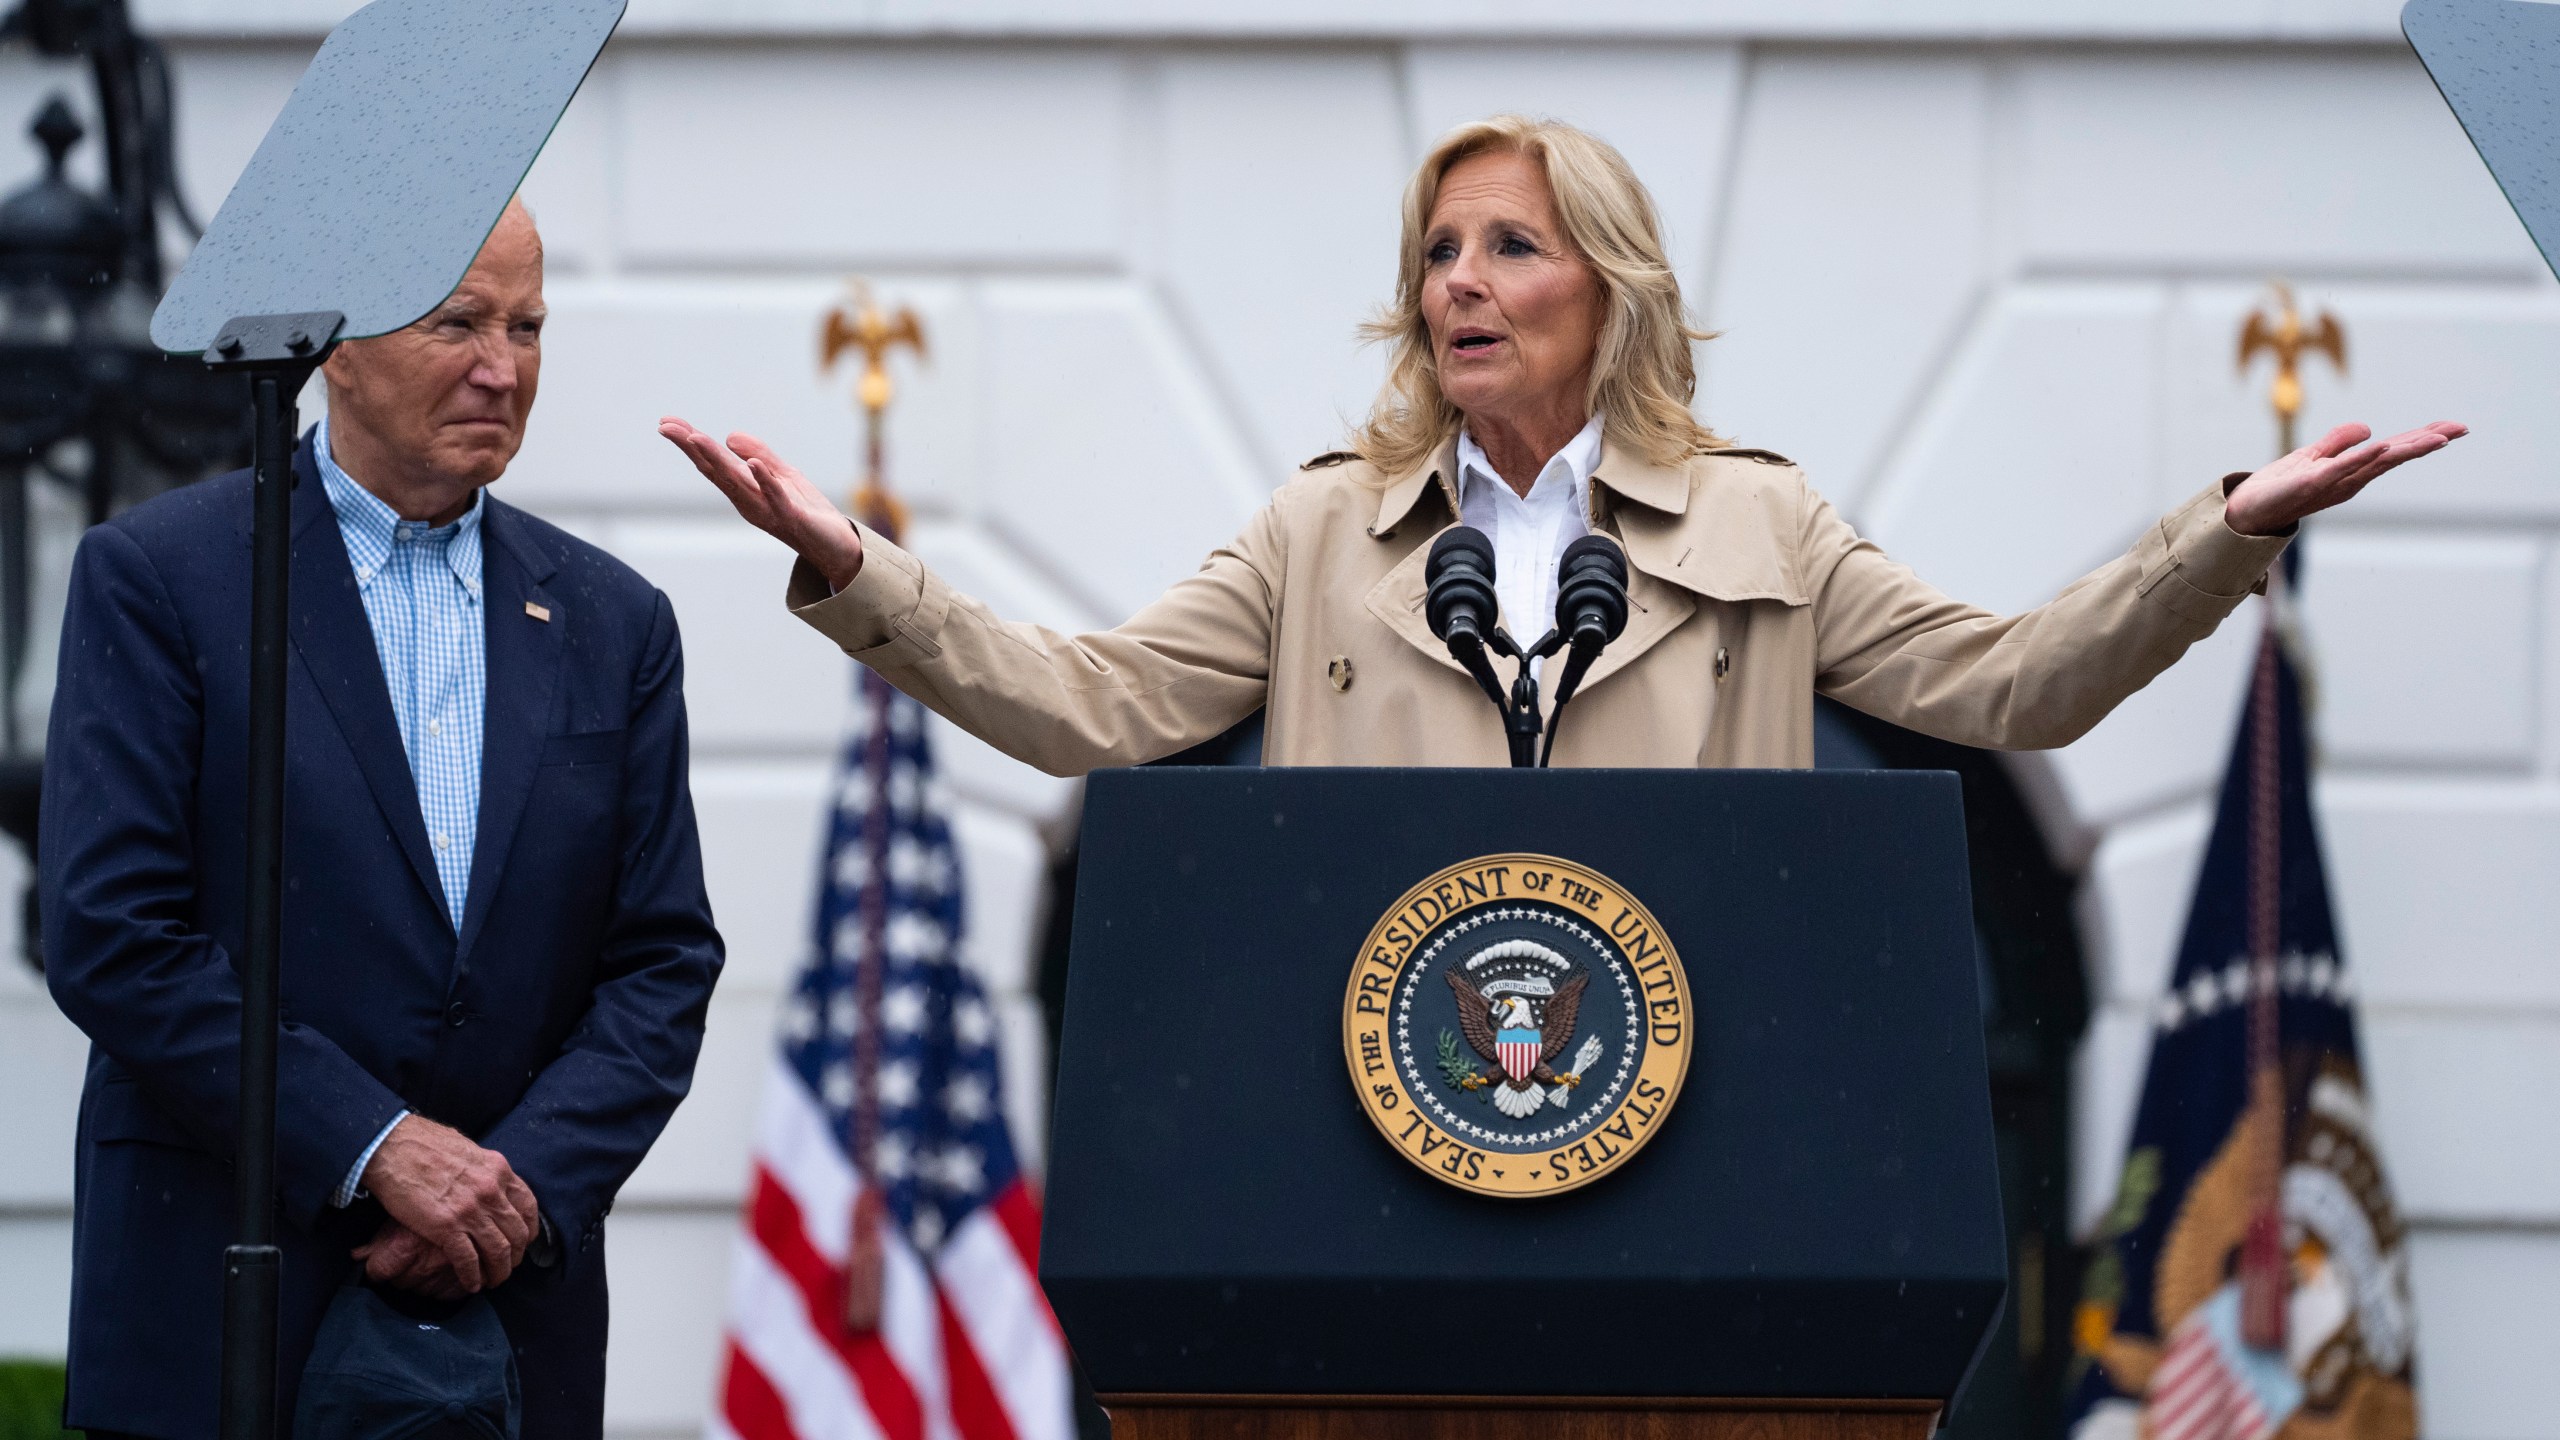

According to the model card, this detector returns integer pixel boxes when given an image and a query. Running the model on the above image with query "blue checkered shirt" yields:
[317,419,487,1204]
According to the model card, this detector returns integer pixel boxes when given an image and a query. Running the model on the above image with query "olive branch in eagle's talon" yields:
[1436,1029,1493,1096]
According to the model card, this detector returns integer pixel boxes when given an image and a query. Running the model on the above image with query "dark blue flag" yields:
[2064,591,2417,1440]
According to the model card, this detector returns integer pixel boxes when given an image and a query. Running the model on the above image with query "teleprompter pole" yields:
[206,309,341,1440]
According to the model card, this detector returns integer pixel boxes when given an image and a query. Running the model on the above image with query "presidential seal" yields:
[1342,854,1692,1198]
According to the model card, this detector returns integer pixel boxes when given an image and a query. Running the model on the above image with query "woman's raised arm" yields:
[658,417,866,591]
[2222,420,2468,535]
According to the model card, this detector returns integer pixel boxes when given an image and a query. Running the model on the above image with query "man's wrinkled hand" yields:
[360,1116,540,1294]
[352,1219,466,1300]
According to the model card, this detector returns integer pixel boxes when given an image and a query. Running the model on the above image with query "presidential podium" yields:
[1042,769,2006,1440]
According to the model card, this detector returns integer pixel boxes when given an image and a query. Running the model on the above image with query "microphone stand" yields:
[1481,626,1565,770]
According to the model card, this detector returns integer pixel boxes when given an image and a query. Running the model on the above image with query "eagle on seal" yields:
[1446,957,1602,1119]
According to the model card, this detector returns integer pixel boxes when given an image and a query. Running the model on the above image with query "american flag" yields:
[717,668,1075,1440]
[2147,1290,2300,1440]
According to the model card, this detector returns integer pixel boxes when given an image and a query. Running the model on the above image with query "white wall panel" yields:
[1403,42,1743,304]
[2366,1012,2560,1225]
[2072,1006,2153,1238]
[1700,53,1989,513]
[2299,535,2540,769]
[0,1001,83,1209]
[2407,1229,2560,1440]
[508,278,977,517]
[623,989,780,1205]
[2011,53,2538,275]
[0,1217,71,1357]
[994,994,1050,1180]
[601,1209,733,1438]
[977,281,1264,621]
[690,760,832,994]
[619,47,1126,268]
[2079,800,2213,1009]
[1862,282,2167,617]
[949,801,1049,998]
[2321,781,2560,1010]
[602,519,852,752]
[1150,52,1407,480]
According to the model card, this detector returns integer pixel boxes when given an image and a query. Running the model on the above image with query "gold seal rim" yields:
[1341,852,1693,1199]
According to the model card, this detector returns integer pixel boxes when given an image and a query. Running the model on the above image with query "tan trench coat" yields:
[785,438,2289,774]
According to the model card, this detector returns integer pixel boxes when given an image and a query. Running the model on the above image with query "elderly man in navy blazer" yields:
[41,199,723,1439]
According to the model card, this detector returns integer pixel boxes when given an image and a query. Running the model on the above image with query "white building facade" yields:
[1,1,2553,1436]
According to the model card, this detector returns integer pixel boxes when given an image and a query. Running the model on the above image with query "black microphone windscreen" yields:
[1558,533,1627,583]
[1429,525,1495,572]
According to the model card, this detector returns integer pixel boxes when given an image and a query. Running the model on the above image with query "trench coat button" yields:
[1329,656,1355,692]
[445,1001,467,1028]
[1714,647,1731,682]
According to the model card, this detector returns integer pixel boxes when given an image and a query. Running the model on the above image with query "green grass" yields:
[0,1360,71,1440]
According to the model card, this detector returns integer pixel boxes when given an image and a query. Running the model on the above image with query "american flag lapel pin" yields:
[525,601,552,623]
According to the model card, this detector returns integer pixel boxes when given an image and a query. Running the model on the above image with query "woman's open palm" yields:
[658,417,866,590]
[2224,420,2468,536]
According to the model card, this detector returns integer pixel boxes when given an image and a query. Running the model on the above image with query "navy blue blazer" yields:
[42,438,724,1438]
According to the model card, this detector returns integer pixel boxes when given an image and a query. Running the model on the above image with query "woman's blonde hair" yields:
[1351,115,1722,476]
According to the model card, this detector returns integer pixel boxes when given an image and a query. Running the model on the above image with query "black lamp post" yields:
[0,0,253,971]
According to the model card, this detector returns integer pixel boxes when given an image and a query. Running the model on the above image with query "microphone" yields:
[1539,534,1630,767]
[1554,534,1630,653]
[1425,527,1507,709]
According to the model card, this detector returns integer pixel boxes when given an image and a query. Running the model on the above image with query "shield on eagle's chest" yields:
[1496,1025,1541,1084]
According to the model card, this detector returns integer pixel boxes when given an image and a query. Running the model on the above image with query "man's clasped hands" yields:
[349,1115,544,1300]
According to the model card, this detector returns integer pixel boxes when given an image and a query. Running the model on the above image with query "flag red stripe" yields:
[989,1179,1043,1274]
[721,1341,796,1440]
[751,1165,929,1440]
[939,1288,1024,1440]
[986,1180,1065,1346]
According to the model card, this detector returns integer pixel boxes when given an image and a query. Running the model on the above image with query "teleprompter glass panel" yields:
[2405,0,2560,284]
[150,0,624,354]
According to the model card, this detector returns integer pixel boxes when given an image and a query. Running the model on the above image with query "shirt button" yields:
[433,831,450,851]
[427,719,441,736]
[446,1002,467,1028]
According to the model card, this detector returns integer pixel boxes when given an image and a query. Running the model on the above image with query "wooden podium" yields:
[1043,770,2006,1433]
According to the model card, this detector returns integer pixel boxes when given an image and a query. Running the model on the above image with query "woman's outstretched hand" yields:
[659,417,866,591]
[2224,420,2469,537]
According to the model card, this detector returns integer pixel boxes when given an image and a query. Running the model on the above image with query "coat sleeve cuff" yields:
[784,523,951,669]
[2134,477,2293,623]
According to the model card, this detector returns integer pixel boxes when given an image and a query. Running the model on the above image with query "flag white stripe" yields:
[729,1237,891,1440]
[881,1224,955,1440]
[759,1059,858,1262]
[939,1210,1074,1440]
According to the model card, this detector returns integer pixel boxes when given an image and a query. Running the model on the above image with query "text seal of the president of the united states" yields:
[1343,854,1692,1198]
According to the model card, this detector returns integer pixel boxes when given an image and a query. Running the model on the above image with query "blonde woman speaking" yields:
[659,115,2462,773]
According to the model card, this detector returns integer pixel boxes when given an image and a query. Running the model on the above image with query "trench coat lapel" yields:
[1579,444,1812,693]
[280,440,453,930]
[457,501,562,966]
[1360,437,1811,692]
[1362,439,1473,679]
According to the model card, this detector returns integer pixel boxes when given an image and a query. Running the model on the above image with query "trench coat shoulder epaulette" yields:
[1698,445,1797,468]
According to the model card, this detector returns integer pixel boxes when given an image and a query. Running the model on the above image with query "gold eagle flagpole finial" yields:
[2237,280,2346,457]
[820,281,928,543]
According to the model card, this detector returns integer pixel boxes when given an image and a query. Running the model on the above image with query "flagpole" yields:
[822,282,927,1333]
[2233,281,2344,1354]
